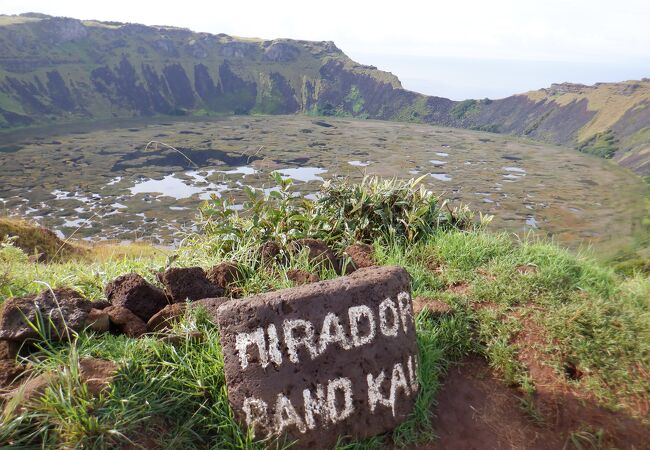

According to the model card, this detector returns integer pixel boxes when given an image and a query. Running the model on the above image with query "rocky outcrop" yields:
[147,303,186,332]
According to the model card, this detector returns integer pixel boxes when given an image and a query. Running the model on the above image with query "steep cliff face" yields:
[1,14,649,174]
[0,14,403,127]
[457,81,650,174]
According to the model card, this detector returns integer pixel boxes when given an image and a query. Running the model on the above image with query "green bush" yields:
[577,129,618,159]
[450,99,479,120]
[198,174,488,253]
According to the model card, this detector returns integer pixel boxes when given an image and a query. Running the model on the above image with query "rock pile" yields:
[0,240,376,355]
[261,238,377,276]
[0,239,378,417]
[0,266,230,354]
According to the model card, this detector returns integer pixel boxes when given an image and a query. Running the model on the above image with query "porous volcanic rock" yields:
[104,273,168,322]
[0,339,20,360]
[206,262,242,288]
[288,238,340,273]
[217,265,417,449]
[85,308,110,333]
[344,243,376,272]
[159,267,224,303]
[286,269,320,285]
[147,303,187,332]
[0,288,92,342]
[105,306,147,338]
[90,300,112,310]
[0,360,24,389]
[258,241,280,264]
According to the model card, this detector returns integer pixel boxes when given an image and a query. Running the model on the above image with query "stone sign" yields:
[216,265,418,449]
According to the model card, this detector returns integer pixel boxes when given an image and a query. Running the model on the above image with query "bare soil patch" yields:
[423,355,649,450]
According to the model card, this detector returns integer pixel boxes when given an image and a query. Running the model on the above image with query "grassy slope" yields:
[524,81,650,142]
[1,226,648,448]
[522,81,650,169]
[0,216,165,264]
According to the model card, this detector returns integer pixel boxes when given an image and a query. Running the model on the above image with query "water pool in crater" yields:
[0,115,645,256]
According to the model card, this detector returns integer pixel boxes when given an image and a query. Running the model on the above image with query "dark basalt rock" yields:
[147,303,186,332]
[258,241,281,264]
[344,244,376,272]
[4,77,51,114]
[159,267,224,303]
[162,63,195,108]
[142,63,173,113]
[194,63,220,107]
[91,57,155,114]
[288,238,340,273]
[206,262,242,289]
[216,266,417,449]
[104,273,168,322]
[86,308,110,333]
[0,288,92,342]
[0,360,24,389]
[46,70,75,111]
[286,269,320,285]
[0,339,20,360]
[105,305,147,338]
[264,72,299,113]
[90,300,112,310]
[217,61,257,114]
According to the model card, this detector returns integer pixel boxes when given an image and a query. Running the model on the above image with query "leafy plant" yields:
[198,174,486,255]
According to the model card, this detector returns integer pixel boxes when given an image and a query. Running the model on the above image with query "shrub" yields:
[198,175,489,253]
[577,129,618,159]
[450,99,479,120]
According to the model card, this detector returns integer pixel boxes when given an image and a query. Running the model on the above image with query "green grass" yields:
[344,86,366,116]
[1,177,648,448]
[577,129,619,159]
[450,99,479,120]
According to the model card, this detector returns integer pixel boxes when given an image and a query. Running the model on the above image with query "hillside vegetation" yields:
[0,177,648,448]
[1,14,649,173]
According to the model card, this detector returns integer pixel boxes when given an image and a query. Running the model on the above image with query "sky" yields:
[2,0,649,100]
